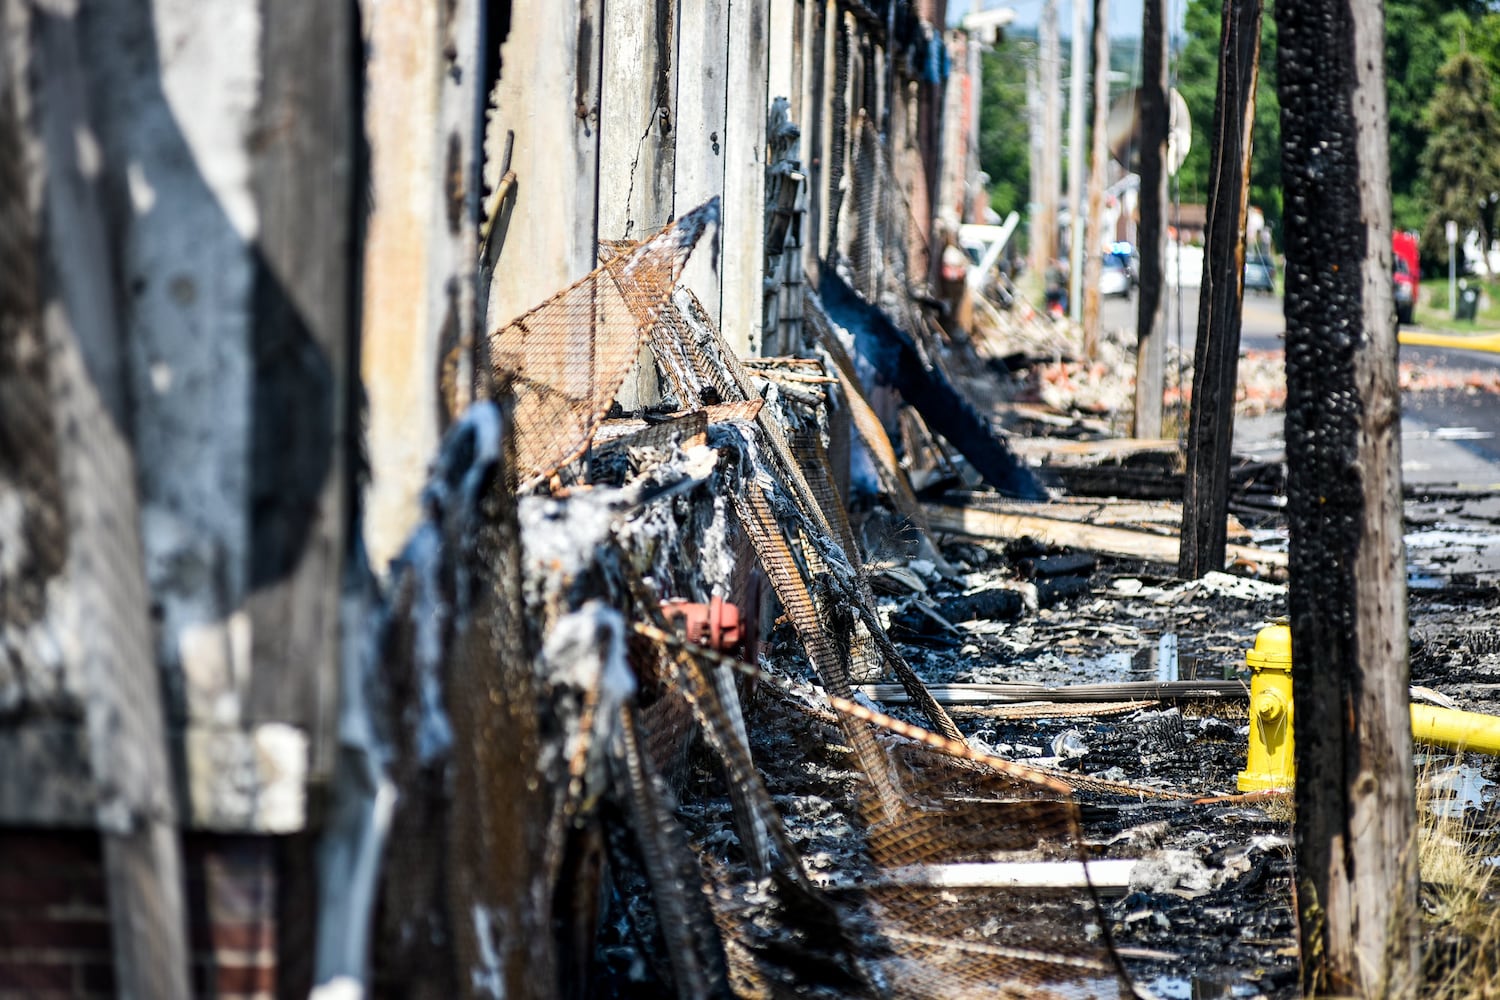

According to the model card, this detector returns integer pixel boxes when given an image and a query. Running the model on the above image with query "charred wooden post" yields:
[1178,0,1262,579]
[0,6,189,994]
[1132,0,1169,438]
[1278,0,1419,995]
[803,1,830,280]
[674,0,733,334]
[1066,0,1087,322]
[723,0,770,356]
[375,404,554,999]
[598,0,678,242]
[597,0,679,412]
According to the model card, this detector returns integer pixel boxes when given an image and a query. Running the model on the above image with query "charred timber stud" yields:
[661,597,745,657]
[1238,625,1500,792]
[1238,623,1295,792]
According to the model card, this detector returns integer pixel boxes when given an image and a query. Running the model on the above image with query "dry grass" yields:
[1417,759,1500,1000]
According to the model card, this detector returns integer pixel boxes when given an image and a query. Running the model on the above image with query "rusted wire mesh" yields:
[488,199,719,485]
[846,113,931,342]
[643,304,1124,994]
[697,423,1127,997]
[502,203,1130,994]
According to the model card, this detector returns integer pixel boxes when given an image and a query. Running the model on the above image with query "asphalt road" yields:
[1097,285,1500,486]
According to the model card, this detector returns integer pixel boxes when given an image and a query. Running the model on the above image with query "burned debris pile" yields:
[366,200,1158,997]
[350,178,1356,998]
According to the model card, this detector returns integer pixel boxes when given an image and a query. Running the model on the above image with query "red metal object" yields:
[661,596,743,656]
[1393,230,1421,283]
[1393,230,1420,325]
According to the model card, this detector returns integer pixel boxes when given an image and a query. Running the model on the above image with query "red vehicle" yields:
[1393,230,1420,326]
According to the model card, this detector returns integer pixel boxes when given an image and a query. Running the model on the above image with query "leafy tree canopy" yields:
[1172,0,1496,242]
[979,38,1035,221]
[1419,47,1500,273]
[974,0,1500,257]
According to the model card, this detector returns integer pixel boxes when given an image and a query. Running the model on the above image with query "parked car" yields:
[1393,231,1420,325]
[1393,255,1417,325]
[1244,255,1276,294]
[1099,252,1133,298]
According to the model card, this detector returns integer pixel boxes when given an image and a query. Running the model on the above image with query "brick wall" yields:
[0,829,308,999]
[183,837,279,999]
[0,831,116,999]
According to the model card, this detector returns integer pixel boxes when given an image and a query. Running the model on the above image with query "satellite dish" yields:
[1105,88,1192,176]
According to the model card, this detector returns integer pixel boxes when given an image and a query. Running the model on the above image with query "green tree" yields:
[1176,0,1281,242]
[1420,48,1500,275]
[1387,2,1466,230]
[978,38,1036,220]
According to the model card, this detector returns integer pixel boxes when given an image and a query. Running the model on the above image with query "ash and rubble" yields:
[394,197,1500,997]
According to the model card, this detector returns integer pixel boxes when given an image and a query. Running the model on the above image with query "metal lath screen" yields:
[492,198,1130,998]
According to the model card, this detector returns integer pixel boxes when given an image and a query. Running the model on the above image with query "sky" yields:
[947,0,1189,39]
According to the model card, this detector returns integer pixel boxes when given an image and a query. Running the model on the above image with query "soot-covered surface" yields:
[855,522,1500,998]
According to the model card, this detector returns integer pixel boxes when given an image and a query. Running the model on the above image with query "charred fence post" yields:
[1179,0,1262,580]
[1278,1,1419,995]
[375,403,561,999]
[1132,0,1169,439]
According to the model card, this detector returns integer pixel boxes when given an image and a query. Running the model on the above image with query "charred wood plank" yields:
[861,681,1246,705]
[924,503,1286,571]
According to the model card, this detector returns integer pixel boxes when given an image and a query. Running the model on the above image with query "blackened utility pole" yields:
[1279,0,1419,995]
[1178,0,1261,579]
[1036,0,1061,282]
[1081,0,1110,350]
[1132,0,1169,438]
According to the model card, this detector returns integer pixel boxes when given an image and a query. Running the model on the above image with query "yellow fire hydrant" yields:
[1238,622,1500,792]
[1238,623,1294,791]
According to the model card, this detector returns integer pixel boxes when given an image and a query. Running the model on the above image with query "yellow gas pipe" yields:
[1411,704,1500,756]
[1238,623,1500,792]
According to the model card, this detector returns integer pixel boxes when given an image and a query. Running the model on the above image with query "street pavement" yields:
[1097,285,1500,487]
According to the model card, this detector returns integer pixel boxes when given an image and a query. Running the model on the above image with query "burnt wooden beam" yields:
[1179,0,1262,579]
[861,680,1246,705]
[1278,0,1419,994]
[925,502,1286,571]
